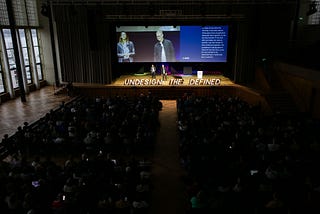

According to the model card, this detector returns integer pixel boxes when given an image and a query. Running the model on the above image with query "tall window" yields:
[0,60,4,93]
[308,0,320,25]
[31,29,43,80]
[0,0,40,95]
[18,29,32,84]
[2,29,19,89]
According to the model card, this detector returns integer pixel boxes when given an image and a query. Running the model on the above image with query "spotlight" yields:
[306,1,318,16]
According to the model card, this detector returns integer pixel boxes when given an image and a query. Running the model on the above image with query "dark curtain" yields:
[53,6,113,84]
[233,20,255,84]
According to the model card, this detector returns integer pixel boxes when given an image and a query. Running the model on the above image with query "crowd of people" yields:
[0,93,162,213]
[176,93,320,214]
[2,91,320,214]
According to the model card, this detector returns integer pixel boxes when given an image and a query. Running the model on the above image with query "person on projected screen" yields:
[117,31,135,63]
[154,30,175,62]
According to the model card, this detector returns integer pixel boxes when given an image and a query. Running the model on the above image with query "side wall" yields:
[273,61,320,118]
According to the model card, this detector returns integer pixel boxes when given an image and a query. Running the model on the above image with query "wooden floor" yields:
[149,100,188,214]
[0,86,73,138]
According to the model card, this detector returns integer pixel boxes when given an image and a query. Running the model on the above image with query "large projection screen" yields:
[115,25,229,63]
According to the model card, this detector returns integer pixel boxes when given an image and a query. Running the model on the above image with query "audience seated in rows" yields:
[0,93,161,213]
[177,93,320,214]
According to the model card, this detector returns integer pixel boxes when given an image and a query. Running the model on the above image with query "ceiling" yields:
[44,0,298,6]
[44,0,302,21]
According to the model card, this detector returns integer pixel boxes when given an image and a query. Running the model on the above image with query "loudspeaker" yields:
[183,67,192,75]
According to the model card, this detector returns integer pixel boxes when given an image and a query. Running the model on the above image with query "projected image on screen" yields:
[116,25,228,63]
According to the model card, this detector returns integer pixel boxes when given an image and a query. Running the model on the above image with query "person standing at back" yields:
[150,64,156,79]
[161,64,167,81]
[154,30,175,62]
